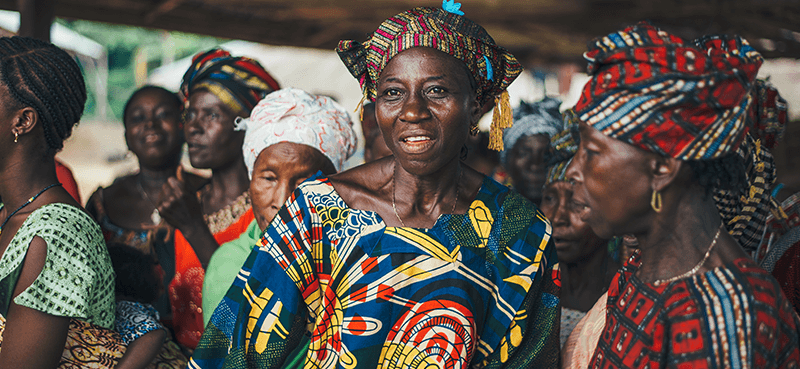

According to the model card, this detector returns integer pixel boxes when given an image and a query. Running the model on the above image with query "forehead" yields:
[254,142,322,167]
[379,47,471,83]
[188,90,228,111]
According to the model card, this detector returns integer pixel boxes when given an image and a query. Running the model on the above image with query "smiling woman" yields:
[189,4,560,369]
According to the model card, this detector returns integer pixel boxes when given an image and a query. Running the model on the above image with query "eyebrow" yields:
[382,75,447,83]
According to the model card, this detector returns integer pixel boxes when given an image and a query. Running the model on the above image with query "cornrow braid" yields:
[0,36,86,154]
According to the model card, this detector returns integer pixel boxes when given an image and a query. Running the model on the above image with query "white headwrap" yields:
[235,88,357,177]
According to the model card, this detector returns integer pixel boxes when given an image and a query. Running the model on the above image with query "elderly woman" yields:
[0,37,118,367]
[202,88,357,323]
[156,48,280,350]
[564,23,800,367]
[540,111,617,347]
[190,4,560,368]
[501,97,564,204]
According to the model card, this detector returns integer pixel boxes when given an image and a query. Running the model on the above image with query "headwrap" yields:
[336,1,523,151]
[180,48,281,117]
[714,80,788,254]
[234,88,357,177]
[574,22,763,161]
[544,109,581,186]
[500,97,564,165]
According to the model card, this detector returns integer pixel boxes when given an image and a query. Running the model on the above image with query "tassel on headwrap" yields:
[489,90,512,151]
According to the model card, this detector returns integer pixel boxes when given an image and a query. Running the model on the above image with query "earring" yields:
[14,131,18,143]
[651,190,662,213]
[469,124,479,136]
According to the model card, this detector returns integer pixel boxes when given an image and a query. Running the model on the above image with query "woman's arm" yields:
[0,236,70,369]
[115,329,167,369]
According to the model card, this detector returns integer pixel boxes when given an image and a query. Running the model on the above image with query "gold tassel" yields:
[488,90,513,151]
[355,94,368,122]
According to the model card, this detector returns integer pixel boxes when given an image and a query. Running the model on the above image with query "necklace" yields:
[0,183,62,236]
[392,164,461,228]
[653,223,723,286]
[136,175,162,225]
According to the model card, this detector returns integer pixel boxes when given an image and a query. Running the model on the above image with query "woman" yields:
[564,22,800,367]
[501,97,563,204]
[190,4,560,368]
[156,48,280,350]
[87,85,201,318]
[0,36,117,367]
[202,87,357,323]
[539,111,617,347]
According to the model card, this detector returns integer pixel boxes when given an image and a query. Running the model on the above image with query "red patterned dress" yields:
[590,251,800,368]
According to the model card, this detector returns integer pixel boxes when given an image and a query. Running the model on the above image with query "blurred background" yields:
[0,0,797,203]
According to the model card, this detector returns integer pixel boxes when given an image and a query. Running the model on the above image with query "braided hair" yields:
[0,36,86,154]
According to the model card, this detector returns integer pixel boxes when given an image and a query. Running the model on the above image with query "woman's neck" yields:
[633,184,726,283]
[561,246,613,311]
[203,158,250,212]
[0,157,60,210]
[137,164,179,189]
[393,158,461,216]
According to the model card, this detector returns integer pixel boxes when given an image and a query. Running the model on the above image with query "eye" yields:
[184,110,196,122]
[128,114,147,125]
[426,86,447,96]
[380,88,403,100]
[156,110,176,121]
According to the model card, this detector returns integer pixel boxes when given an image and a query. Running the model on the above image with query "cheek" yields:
[249,183,274,213]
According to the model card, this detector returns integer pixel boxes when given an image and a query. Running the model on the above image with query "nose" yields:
[565,147,584,185]
[551,196,570,228]
[271,181,294,211]
[399,91,431,124]
[184,115,202,136]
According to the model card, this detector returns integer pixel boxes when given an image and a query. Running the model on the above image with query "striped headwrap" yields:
[336,2,523,150]
[714,80,788,254]
[545,109,581,186]
[574,22,763,160]
[180,48,280,117]
[500,97,564,165]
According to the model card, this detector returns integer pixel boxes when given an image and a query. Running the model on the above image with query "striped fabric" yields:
[590,251,800,368]
[180,49,280,117]
[574,22,763,161]
[336,7,521,106]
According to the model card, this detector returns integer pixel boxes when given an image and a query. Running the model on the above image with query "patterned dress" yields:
[190,175,560,368]
[589,251,800,368]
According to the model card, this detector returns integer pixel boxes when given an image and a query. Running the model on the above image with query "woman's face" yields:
[184,90,245,170]
[540,181,607,263]
[250,142,334,230]
[565,122,654,239]
[375,47,480,176]
[506,133,550,204]
[124,89,183,170]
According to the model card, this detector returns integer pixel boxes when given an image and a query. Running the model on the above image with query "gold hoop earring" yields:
[651,190,662,213]
[14,131,18,143]
[469,124,479,136]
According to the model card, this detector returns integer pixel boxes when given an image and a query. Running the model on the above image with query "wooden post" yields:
[17,0,54,42]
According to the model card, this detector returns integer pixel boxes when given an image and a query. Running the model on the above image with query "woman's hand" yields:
[114,329,167,369]
[157,177,218,267]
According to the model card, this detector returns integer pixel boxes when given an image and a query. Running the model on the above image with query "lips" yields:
[398,132,435,154]
[142,132,163,144]
[187,141,205,153]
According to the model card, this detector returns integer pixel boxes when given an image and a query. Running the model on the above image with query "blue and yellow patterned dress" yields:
[190,174,560,368]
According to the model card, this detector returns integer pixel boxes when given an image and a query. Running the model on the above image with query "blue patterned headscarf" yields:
[500,97,563,165]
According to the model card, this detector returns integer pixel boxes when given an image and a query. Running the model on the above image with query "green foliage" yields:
[57,19,223,121]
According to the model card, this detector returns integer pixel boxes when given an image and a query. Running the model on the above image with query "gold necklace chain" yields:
[136,175,162,225]
[391,164,461,228]
[653,223,723,286]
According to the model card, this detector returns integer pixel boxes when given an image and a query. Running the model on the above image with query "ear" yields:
[12,107,38,137]
[468,95,482,128]
[649,154,684,192]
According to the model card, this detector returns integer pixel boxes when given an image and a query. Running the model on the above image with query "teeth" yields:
[405,136,429,142]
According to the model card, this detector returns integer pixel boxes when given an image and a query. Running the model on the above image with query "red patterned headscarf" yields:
[180,49,280,117]
[574,22,764,161]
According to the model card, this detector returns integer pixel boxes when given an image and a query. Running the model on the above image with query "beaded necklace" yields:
[0,183,62,236]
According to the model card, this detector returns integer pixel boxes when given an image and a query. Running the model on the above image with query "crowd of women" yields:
[0,1,799,368]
